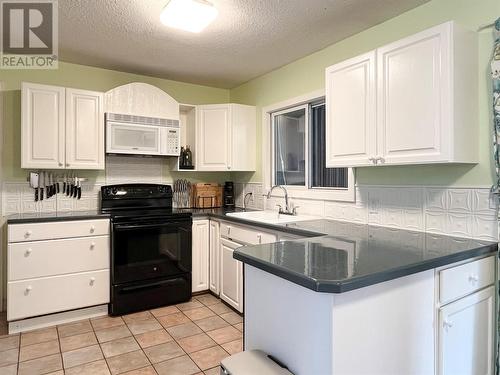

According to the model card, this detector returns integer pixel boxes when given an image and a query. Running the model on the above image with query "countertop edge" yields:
[234,242,498,294]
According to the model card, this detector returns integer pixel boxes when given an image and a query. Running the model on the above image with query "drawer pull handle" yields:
[25,248,33,257]
[89,277,96,286]
[227,226,231,235]
[25,230,32,238]
[257,234,262,244]
[25,286,32,295]
[468,274,479,283]
[90,226,95,233]
[90,242,96,250]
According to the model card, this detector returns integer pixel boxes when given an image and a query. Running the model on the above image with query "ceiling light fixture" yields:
[160,0,218,33]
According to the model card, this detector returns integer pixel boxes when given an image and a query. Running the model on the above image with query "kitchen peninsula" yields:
[234,220,498,375]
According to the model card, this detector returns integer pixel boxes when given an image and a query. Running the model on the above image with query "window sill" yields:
[266,185,355,202]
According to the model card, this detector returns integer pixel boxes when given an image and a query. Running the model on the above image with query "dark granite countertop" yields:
[233,220,498,293]
[5,210,110,224]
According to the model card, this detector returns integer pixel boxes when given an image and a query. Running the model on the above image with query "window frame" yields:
[262,89,355,202]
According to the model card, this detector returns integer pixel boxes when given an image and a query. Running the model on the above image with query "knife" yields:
[39,172,44,201]
[33,172,39,202]
[49,172,53,198]
[77,178,82,199]
[56,175,60,194]
[66,173,71,196]
[73,176,77,198]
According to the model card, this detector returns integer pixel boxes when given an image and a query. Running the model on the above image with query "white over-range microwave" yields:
[106,113,180,156]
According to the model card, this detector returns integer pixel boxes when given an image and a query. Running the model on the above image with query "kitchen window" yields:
[271,100,350,193]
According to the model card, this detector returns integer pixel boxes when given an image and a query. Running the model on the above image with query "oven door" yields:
[111,218,192,285]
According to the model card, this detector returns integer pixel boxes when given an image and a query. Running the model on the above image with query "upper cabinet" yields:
[22,82,104,170]
[325,21,478,168]
[196,103,256,171]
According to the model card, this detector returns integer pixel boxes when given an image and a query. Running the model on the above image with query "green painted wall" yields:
[0,61,230,183]
[230,0,500,187]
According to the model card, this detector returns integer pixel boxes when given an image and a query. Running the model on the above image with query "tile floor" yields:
[0,293,243,375]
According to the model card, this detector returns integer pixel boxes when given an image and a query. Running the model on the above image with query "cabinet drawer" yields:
[439,256,495,305]
[8,236,110,281]
[220,222,277,245]
[8,219,109,243]
[7,270,109,321]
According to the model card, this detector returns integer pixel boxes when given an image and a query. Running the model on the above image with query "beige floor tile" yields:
[143,341,185,364]
[176,301,203,312]
[134,329,173,349]
[123,311,153,324]
[100,336,140,358]
[57,320,92,338]
[221,339,242,355]
[60,332,98,352]
[157,313,190,329]
[189,346,229,371]
[62,344,103,369]
[203,367,220,375]
[177,333,216,354]
[45,371,65,375]
[21,327,58,347]
[207,304,232,315]
[106,350,150,375]
[219,312,242,325]
[195,295,220,307]
[0,364,17,375]
[18,353,62,375]
[95,325,132,343]
[182,308,215,322]
[0,348,18,367]
[206,327,242,345]
[65,359,111,375]
[91,316,125,331]
[0,335,19,352]
[127,318,162,335]
[19,339,60,362]
[154,355,200,375]
[121,366,157,375]
[233,323,243,332]
[167,323,202,340]
[150,306,180,318]
[194,316,229,333]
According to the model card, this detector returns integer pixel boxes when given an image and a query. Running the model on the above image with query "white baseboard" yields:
[8,304,108,334]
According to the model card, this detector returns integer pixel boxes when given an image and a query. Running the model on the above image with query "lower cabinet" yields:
[438,286,495,375]
[220,238,244,312]
[192,219,210,293]
[209,220,220,294]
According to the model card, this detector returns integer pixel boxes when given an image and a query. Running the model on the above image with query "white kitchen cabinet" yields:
[196,104,256,171]
[21,82,105,170]
[209,220,220,294]
[325,52,376,167]
[325,21,477,168]
[192,220,210,293]
[220,237,244,313]
[437,286,495,375]
[21,82,65,169]
[65,88,104,169]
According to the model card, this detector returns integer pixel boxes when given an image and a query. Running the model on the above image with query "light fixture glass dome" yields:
[160,0,218,33]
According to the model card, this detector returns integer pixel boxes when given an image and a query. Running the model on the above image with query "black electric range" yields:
[101,184,192,316]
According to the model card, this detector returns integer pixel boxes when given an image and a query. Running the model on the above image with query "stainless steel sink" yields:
[225,210,319,224]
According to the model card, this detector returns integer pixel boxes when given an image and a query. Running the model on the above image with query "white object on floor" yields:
[221,349,293,375]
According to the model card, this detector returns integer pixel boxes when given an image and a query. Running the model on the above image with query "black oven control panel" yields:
[102,184,172,200]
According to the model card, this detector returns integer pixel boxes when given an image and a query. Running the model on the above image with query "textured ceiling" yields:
[59,0,430,88]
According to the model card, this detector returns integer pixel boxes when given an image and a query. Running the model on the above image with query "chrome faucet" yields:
[266,185,295,215]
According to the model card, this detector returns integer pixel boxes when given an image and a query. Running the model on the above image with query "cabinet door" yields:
[21,82,65,169]
[325,51,376,167]
[209,220,220,295]
[192,220,209,293]
[438,286,495,375]
[196,104,231,171]
[66,88,104,169]
[220,238,243,313]
[230,104,256,171]
[377,23,450,165]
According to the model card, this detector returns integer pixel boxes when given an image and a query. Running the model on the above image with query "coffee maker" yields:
[223,181,235,208]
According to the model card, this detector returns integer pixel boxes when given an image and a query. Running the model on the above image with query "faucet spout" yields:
[267,185,292,214]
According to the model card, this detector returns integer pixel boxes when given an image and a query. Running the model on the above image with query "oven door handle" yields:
[120,277,186,293]
[114,222,189,231]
